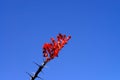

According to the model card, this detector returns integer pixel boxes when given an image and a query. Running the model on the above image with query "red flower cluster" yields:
[43,33,71,62]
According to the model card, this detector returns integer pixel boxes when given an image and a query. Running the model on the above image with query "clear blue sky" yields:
[0,0,120,80]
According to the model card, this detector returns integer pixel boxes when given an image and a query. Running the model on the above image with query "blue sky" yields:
[0,0,120,80]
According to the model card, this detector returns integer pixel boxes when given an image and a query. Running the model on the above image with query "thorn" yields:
[33,61,40,67]
[41,62,45,66]
[37,76,44,80]
[26,72,32,78]
[44,65,48,68]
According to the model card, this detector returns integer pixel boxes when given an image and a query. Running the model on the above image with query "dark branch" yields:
[30,61,48,80]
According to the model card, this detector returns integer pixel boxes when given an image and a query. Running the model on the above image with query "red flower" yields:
[43,33,71,62]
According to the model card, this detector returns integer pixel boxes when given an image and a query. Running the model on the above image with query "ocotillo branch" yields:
[29,33,71,80]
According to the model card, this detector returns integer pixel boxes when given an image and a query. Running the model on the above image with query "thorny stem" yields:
[30,60,48,80]
[29,34,71,80]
